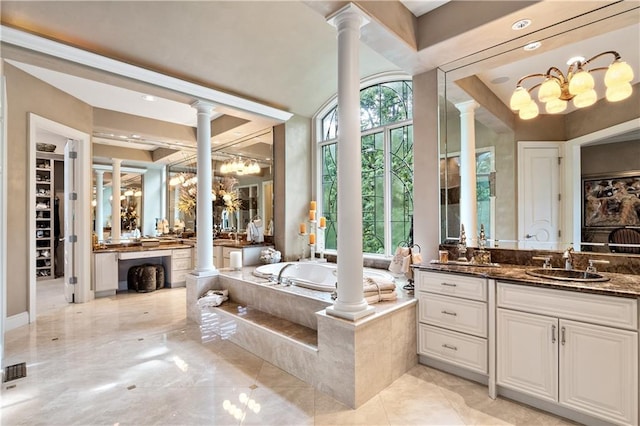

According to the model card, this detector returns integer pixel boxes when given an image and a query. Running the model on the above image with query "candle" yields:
[309,210,316,221]
[310,200,317,211]
[230,251,242,270]
[319,216,326,228]
[299,222,306,234]
[309,233,316,244]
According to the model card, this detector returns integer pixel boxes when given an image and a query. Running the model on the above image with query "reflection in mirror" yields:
[439,10,639,254]
[167,129,273,237]
[92,164,145,241]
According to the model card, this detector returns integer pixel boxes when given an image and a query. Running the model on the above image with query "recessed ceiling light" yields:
[213,140,221,144]
[119,135,128,139]
[142,95,156,102]
[131,134,140,139]
[524,41,541,51]
[567,56,585,65]
[512,19,531,31]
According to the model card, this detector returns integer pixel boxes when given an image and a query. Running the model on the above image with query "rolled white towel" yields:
[198,289,229,308]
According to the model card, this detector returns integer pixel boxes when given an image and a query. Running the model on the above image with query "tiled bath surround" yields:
[186,267,417,408]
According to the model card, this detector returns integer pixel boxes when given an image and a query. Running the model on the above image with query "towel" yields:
[197,289,229,308]
[363,277,396,293]
[365,290,398,304]
[247,220,264,243]
[389,246,411,274]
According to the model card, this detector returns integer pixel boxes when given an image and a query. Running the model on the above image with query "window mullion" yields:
[383,126,392,256]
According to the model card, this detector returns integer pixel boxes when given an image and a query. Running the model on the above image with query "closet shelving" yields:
[35,156,55,280]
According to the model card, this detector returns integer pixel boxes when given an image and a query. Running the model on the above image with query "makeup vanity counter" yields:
[93,242,193,296]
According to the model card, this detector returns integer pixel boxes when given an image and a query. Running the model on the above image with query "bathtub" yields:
[253,262,395,292]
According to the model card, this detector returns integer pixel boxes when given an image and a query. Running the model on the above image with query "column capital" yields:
[327,3,370,29]
[190,100,216,114]
[95,169,105,176]
[455,100,479,114]
[112,158,122,166]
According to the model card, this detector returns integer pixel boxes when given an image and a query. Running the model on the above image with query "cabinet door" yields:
[497,308,558,402]
[559,319,638,426]
[94,253,118,292]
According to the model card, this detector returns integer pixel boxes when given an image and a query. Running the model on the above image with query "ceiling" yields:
[1,1,638,158]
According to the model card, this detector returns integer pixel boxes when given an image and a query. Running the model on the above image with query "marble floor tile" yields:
[1,283,581,426]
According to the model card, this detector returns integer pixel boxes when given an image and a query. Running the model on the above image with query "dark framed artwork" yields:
[583,172,640,227]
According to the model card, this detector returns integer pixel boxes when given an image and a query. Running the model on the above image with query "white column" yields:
[95,170,104,241]
[325,4,374,321]
[456,100,479,247]
[192,101,216,275]
[111,159,121,243]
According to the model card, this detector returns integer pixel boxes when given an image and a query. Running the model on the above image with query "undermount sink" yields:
[526,268,609,282]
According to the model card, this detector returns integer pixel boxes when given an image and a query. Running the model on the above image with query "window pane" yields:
[322,108,338,141]
[321,143,338,250]
[362,132,385,254]
[390,125,414,248]
[360,85,381,131]
[380,81,413,125]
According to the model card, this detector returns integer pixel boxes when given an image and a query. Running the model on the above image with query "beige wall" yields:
[274,115,311,261]
[4,63,93,317]
[582,140,640,176]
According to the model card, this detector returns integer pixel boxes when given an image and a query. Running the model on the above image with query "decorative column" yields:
[325,4,374,321]
[111,159,121,243]
[95,170,104,241]
[455,100,479,247]
[192,100,216,275]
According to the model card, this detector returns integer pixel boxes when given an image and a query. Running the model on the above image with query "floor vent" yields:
[4,362,27,383]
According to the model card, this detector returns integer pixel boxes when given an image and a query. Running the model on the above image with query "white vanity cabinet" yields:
[497,282,638,425]
[169,248,193,286]
[416,270,489,376]
[93,252,118,295]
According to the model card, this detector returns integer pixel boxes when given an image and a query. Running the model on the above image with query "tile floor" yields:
[2,280,579,425]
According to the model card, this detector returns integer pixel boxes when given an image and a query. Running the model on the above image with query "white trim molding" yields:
[0,25,293,123]
[5,312,29,332]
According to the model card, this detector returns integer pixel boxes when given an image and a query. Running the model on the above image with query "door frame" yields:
[28,114,92,321]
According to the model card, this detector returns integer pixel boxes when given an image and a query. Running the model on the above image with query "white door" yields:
[497,308,558,403]
[559,319,638,425]
[518,142,562,250]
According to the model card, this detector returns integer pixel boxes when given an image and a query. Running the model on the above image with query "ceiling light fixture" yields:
[523,41,541,51]
[141,94,156,102]
[509,50,634,120]
[512,19,532,31]
[220,157,261,176]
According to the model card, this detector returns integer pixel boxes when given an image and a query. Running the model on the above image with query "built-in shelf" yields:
[35,155,55,280]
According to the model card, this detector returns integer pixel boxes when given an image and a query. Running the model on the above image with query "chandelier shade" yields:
[510,50,634,120]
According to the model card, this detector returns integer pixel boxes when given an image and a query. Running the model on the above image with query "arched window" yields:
[316,79,413,256]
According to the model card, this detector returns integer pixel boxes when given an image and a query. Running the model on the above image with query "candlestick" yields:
[319,216,326,228]
[299,222,306,234]
[309,210,316,221]
[310,200,316,211]
[309,232,316,245]
[298,232,307,260]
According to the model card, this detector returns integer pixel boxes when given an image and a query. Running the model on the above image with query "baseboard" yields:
[5,311,29,331]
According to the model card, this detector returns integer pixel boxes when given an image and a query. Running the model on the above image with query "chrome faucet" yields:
[563,246,574,270]
[276,263,295,285]
[229,231,239,243]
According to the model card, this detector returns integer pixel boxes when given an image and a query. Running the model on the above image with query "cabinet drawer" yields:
[172,257,192,271]
[419,324,487,374]
[416,270,487,301]
[119,250,169,260]
[419,293,487,337]
[497,282,638,330]
[170,270,189,284]
[172,248,192,259]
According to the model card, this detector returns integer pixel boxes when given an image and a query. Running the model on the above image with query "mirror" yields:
[167,129,273,236]
[92,164,146,241]
[440,12,639,254]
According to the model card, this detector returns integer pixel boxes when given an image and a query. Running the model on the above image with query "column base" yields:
[186,271,219,324]
[325,304,375,321]
[190,268,219,277]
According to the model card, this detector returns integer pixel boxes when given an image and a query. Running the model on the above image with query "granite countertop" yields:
[414,263,640,298]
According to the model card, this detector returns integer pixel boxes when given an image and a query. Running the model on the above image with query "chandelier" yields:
[509,51,634,120]
[220,157,261,175]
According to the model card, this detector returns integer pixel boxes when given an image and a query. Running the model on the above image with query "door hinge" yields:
[558,193,561,201]
[68,151,77,159]
[558,230,562,238]
[68,276,77,284]
[68,235,77,243]
[68,192,77,201]
[558,157,562,165]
